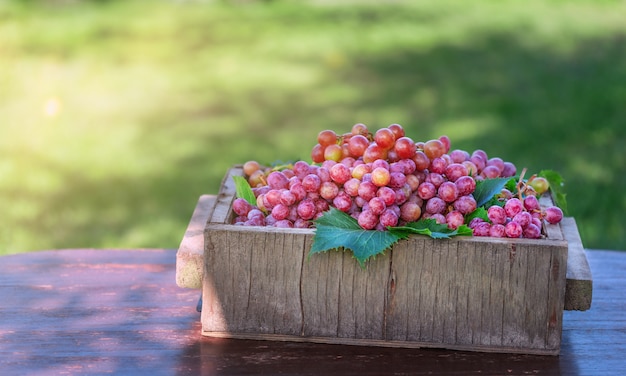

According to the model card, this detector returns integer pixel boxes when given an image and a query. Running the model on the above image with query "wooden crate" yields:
[196,166,590,355]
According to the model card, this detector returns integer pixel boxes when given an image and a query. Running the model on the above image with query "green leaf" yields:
[473,177,513,207]
[310,208,405,268]
[233,175,257,206]
[465,207,489,224]
[389,219,473,239]
[539,170,568,214]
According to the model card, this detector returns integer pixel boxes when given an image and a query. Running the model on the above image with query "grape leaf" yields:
[539,170,568,214]
[473,177,513,207]
[233,176,257,206]
[389,219,473,239]
[465,207,489,224]
[310,208,405,268]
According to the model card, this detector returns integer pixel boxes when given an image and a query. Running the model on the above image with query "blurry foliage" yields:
[1,0,625,254]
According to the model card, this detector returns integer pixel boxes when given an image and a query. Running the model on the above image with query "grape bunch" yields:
[232,123,563,239]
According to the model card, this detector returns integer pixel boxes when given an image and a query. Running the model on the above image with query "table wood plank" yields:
[0,248,624,375]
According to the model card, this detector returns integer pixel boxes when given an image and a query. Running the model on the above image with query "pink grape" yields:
[358,209,378,230]
[319,181,339,200]
[293,160,311,179]
[438,181,458,203]
[358,181,378,201]
[271,204,290,220]
[297,199,317,220]
[329,163,351,184]
[512,211,532,228]
[489,224,506,238]
[502,162,517,177]
[333,192,353,212]
[481,165,501,179]
[377,186,396,206]
[430,157,448,174]
[267,171,290,190]
[274,219,294,228]
[232,198,253,216]
[425,172,445,188]
[473,222,491,236]
[425,197,446,214]
[371,167,391,187]
[368,197,386,215]
[444,163,468,182]
[504,198,524,218]
[523,223,542,239]
[417,182,437,200]
[302,174,321,192]
[400,201,421,222]
[343,178,361,196]
[445,211,464,230]
[280,190,297,206]
[523,195,540,211]
[505,221,523,238]
[380,209,399,227]
[544,206,564,224]
[455,175,476,196]
[388,172,407,188]
[453,195,477,214]
[487,205,507,225]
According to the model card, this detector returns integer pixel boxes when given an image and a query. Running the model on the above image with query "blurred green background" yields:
[1,0,625,255]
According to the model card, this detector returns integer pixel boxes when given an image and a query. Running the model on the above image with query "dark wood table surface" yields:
[0,248,623,376]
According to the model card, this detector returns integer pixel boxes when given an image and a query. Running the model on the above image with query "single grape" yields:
[400,201,421,222]
[311,144,325,164]
[380,208,399,227]
[438,135,451,154]
[289,182,307,201]
[347,134,370,158]
[374,128,396,150]
[505,221,523,238]
[243,160,261,176]
[445,210,464,230]
[332,192,352,212]
[453,194,477,214]
[319,181,339,200]
[487,157,505,173]
[423,139,446,160]
[324,144,343,162]
[279,190,297,206]
[388,172,407,188]
[487,205,507,225]
[412,151,430,171]
[297,199,317,220]
[523,195,540,211]
[481,165,501,179]
[302,174,322,193]
[343,178,361,197]
[425,172,445,188]
[318,129,337,147]
[523,223,542,239]
[449,149,470,163]
[274,219,294,228]
[351,123,368,135]
[388,123,405,139]
[444,163,468,182]
[271,204,290,221]
[489,224,506,238]
[368,197,386,215]
[371,167,391,187]
[394,136,416,159]
[529,177,550,195]
[512,211,532,229]
[504,197,524,218]
[425,197,446,214]
[232,198,253,217]
[455,175,476,196]
[544,206,563,224]
[329,163,351,184]
[292,160,311,179]
[357,209,378,230]
[267,171,290,190]
[430,157,447,174]
[417,182,437,200]
[473,222,491,237]
[363,143,388,163]
[501,162,517,177]
[438,181,459,203]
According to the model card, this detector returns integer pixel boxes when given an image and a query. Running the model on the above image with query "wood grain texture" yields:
[0,248,623,375]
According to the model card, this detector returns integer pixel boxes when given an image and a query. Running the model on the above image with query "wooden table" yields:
[0,248,623,375]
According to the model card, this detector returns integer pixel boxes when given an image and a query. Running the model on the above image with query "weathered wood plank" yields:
[561,217,593,311]
[176,194,217,289]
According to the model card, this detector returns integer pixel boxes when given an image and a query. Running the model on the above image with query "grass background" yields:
[1,0,625,255]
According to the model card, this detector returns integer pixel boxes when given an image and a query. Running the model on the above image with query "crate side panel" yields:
[336,252,390,340]
[546,243,568,349]
[300,240,343,338]
[202,227,253,332]
[245,230,305,335]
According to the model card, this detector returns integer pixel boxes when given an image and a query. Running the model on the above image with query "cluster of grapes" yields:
[232,123,563,239]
